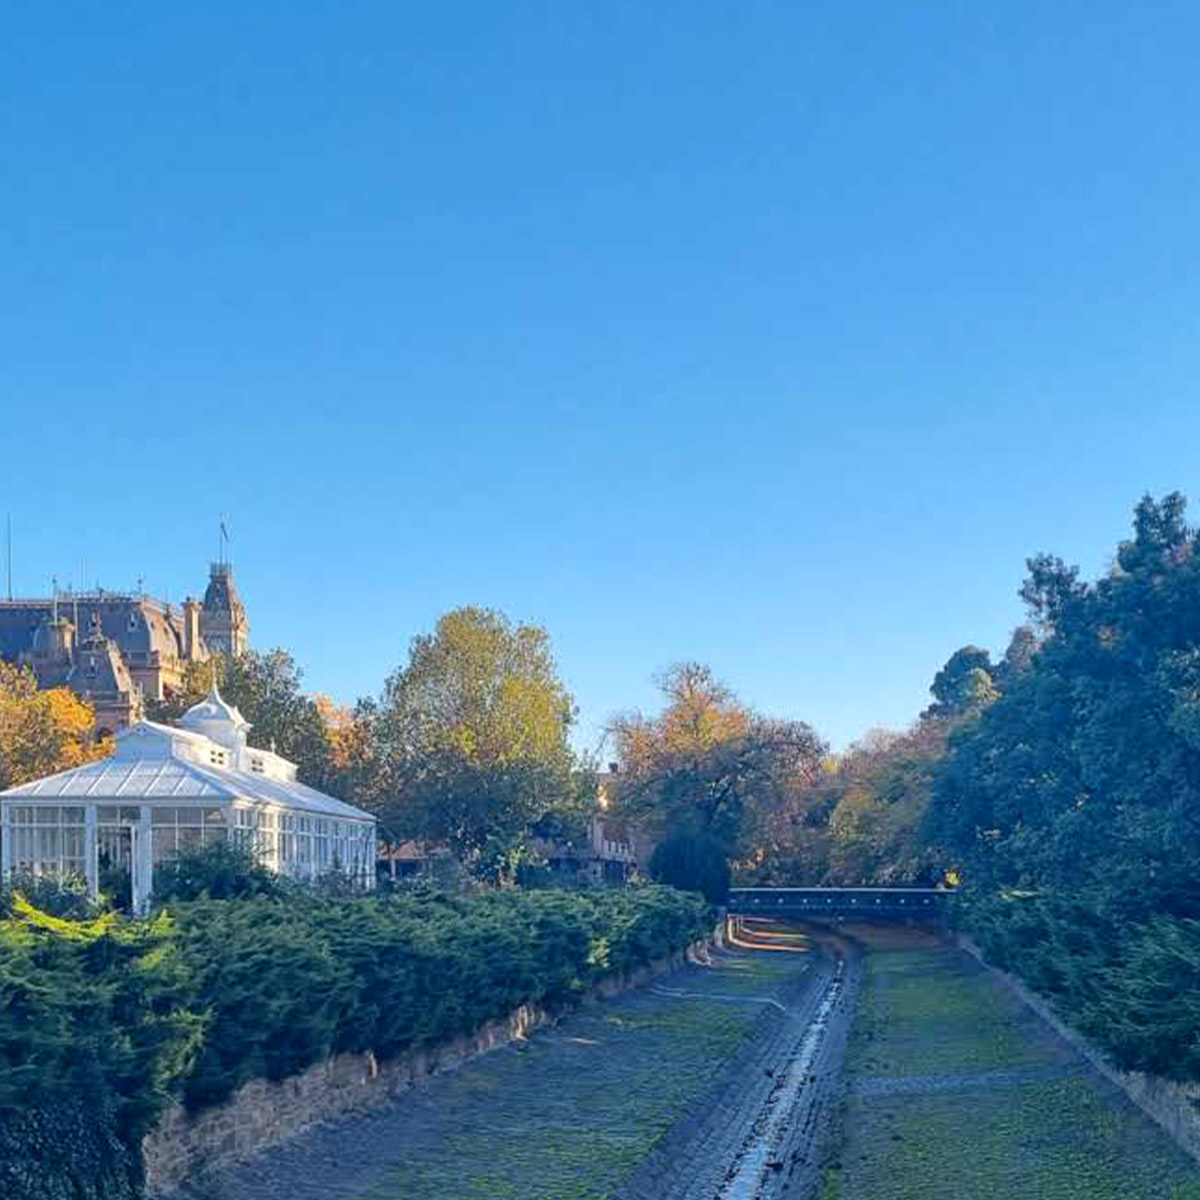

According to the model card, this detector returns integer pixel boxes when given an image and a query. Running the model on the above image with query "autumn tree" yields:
[0,664,109,790]
[609,664,826,898]
[366,607,581,878]
[749,638,1011,887]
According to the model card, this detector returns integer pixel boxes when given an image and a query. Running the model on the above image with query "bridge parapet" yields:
[728,886,948,921]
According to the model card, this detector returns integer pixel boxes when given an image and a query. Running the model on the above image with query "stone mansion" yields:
[0,562,249,735]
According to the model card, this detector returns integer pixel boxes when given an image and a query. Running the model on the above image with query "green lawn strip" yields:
[831,942,1200,1200]
[355,949,805,1200]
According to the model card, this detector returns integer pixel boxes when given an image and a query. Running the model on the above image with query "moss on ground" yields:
[846,946,1063,1077]
[830,934,1200,1200]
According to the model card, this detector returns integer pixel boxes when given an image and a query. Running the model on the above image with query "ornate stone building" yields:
[0,563,249,736]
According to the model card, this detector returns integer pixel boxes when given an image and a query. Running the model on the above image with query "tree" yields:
[923,494,1200,1081]
[750,718,952,887]
[0,664,109,790]
[928,492,1200,913]
[608,664,826,879]
[368,607,581,876]
[923,646,998,719]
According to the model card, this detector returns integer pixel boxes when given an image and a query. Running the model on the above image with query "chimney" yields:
[183,597,201,661]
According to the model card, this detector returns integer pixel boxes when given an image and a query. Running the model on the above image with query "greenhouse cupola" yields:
[178,684,251,752]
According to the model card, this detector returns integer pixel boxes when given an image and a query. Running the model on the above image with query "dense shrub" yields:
[0,883,710,1196]
[0,1097,139,1200]
[151,841,283,903]
[0,899,199,1134]
[0,870,98,919]
[170,884,710,1107]
[964,890,1200,1082]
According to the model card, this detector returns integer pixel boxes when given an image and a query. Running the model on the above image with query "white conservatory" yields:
[0,687,376,912]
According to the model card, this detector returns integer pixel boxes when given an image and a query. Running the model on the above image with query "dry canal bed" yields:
[820,926,1200,1200]
[180,923,1200,1200]
[183,927,820,1200]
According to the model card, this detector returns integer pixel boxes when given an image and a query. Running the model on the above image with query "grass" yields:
[354,945,809,1200]
[828,932,1200,1200]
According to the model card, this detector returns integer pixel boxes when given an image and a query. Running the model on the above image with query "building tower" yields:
[199,562,249,658]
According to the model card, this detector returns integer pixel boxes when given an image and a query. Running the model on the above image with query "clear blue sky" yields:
[3,1,1199,752]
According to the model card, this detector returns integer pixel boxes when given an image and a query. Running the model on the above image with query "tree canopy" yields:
[928,492,1200,916]
[608,663,826,894]
[364,606,582,877]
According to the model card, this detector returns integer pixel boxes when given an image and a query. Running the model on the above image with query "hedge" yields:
[0,885,709,1194]
[963,889,1200,1082]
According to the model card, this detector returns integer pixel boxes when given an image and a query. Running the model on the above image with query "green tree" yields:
[923,645,998,719]
[368,607,581,876]
[928,492,1200,916]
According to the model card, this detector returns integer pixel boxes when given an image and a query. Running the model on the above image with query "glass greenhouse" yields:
[0,687,376,912]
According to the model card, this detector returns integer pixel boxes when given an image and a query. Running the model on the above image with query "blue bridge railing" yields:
[727,886,949,920]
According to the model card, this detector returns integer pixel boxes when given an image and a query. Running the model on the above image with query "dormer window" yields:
[209,749,226,767]
[250,757,264,774]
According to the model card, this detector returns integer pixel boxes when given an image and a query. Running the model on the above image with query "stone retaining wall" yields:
[144,938,712,1197]
[956,934,1200,1164]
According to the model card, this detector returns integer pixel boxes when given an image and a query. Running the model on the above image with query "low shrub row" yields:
[0,884,710,1180]
[963,889,1200,1082]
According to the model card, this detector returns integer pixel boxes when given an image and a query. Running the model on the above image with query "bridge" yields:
[727,886,950,922]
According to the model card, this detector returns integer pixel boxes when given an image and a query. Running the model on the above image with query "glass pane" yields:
[176,809,204,826]
[152,808,177,826]
[98,828,132,869]
[35,809,59,825]
[203,808,226,826]
[152,828,177,864]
